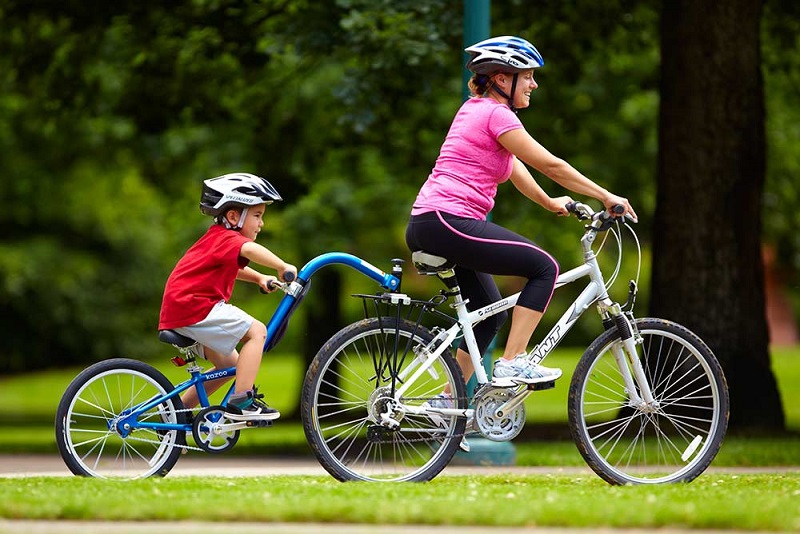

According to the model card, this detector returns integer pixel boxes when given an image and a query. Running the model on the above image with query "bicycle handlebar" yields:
[565,202,630,224]
[261,271,297,294]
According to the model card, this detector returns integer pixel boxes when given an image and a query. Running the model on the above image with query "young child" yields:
[158,173,297,421]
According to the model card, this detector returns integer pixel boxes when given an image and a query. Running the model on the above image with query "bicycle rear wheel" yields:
[568,318,729,485]
[55,358,187,479]
[302,317,466,482]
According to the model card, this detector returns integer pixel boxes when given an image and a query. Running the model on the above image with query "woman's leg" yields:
[501,306,545,360]
[407,211,560,381]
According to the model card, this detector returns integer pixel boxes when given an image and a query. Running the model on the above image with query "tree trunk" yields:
[652,0,784,430]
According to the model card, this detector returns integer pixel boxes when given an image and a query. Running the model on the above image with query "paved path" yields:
[0,453,601,478]
[1,454,797,478]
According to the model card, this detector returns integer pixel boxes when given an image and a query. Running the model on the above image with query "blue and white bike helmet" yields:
[200,172,282,229]
[465,35,544,74]
[465,36,544,112]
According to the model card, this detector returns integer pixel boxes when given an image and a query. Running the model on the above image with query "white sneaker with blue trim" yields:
[493,355,562,384]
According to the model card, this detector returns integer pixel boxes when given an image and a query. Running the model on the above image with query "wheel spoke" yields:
[57,360,185,479]
[571,320,728,484]
[304,318,465,481]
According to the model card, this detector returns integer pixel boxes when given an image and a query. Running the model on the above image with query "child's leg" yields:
[180,348,237,409]
[233,319,268,394]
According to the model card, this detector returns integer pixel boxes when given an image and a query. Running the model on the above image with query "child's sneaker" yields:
[493,355,562,384]
[226,387,280,421]
[422,392,470,453]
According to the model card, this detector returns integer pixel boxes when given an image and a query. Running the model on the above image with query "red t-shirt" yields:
[158,224,251,330]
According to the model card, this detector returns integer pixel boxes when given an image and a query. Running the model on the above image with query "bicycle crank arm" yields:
[205,420,271,433]
[495,390,532,418]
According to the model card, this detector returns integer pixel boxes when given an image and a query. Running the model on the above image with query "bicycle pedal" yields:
[527,380,555,391]
[245,419,274,428]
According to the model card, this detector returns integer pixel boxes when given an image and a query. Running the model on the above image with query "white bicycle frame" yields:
[394,204,655,424]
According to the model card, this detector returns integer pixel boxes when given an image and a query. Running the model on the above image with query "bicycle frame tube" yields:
[397,255,613,397]
[264,252,400,352]
[117,366,237,434]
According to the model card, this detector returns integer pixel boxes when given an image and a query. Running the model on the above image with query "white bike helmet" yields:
[465,35,544,74]
[200,173,282,228]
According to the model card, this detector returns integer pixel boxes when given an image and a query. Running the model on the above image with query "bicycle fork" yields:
[604,304,656,408]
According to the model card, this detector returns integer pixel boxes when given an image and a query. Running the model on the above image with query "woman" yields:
[406,36,637,399]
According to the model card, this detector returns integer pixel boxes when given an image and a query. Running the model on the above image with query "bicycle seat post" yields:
[391,258,404,290]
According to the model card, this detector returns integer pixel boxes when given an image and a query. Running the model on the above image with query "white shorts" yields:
[174,301,254,358]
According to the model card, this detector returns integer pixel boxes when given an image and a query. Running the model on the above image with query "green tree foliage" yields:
[0,0,796,377]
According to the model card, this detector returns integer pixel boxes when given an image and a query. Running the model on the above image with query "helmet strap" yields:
[222,207,248,230]
[233,207,248,229]
[490,73,519,113]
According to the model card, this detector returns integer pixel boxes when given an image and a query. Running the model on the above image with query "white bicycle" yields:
[301,202,729,484]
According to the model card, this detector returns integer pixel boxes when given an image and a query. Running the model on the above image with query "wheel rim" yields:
[578,328,724,483]
[62,369,180,479]
[309,325,461,481]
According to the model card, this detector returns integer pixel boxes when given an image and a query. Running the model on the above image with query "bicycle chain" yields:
[117,408,206,453]
[370,394,476,444]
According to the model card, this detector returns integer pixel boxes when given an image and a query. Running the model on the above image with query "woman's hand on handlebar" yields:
[603,194,638,223]
[549,195,575,216]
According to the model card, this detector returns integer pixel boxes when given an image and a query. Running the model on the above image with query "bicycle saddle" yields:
[158,329,196,348]
[411,251,456,274]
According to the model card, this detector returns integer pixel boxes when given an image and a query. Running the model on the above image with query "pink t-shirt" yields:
[411,97,523,220]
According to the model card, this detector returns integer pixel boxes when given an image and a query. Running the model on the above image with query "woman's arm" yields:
[500,128,637,220]
[508,157,572,215]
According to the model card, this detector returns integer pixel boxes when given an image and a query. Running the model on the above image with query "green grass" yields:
[772,345,800,430]
[1,346,798,464]
[1,474,798,530]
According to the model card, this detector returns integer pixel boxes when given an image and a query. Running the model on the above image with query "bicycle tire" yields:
[302,317,466,482]
[55,358,188,479]
[568,317,729,485]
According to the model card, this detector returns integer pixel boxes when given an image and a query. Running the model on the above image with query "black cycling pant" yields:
[406,211,559,355]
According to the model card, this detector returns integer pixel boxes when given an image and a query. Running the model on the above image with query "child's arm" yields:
[239,242,297,285]
[237,266,279,293]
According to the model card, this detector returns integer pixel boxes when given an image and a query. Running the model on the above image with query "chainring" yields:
[192,405,240,454]
[473,387,526,442]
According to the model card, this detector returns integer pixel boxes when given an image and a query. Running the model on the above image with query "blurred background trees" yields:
[0,0,796,429]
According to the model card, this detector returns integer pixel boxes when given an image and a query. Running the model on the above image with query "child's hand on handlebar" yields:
[260,275,281,293]
[279,264,297,284]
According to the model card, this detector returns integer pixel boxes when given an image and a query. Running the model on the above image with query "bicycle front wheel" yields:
[55,358,187,479]
[302,317,466,482]
[568,318,729,485]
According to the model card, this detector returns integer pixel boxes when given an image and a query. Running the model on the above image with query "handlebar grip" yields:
[611,204,625,215]
[565,201,578,213]
[282,271,296,283]
[260,279,281,294]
